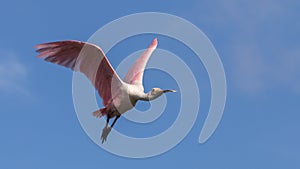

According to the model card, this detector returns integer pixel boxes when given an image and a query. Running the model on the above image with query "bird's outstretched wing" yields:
[35,40,123,106]
[123,38,157,85]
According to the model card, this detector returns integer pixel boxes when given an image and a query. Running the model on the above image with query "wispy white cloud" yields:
[230,42,300,94]
[273,49,300,93]
[184,0,300,95]
[230,44,267,94]
[0,51,31,96]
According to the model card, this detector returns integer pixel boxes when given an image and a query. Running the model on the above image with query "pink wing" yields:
[124,38,158,85]
[35,40,123,106]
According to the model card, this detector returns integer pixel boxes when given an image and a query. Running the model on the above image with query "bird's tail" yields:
[92,108,107,118]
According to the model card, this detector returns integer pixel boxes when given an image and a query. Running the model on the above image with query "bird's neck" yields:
[140,92,158,101]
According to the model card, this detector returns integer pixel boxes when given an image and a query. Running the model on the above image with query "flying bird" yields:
[35,38,176,143]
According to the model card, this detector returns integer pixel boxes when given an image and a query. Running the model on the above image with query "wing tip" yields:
[149,38,158,48]
[34,43,52,58]
[34,40,83,58]
[34,44,47,51]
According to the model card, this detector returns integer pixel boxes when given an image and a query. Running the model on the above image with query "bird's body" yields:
[95,83,143,118]
[35,38,175,143]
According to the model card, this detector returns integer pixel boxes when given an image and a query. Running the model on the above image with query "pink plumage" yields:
[35,38,175,143]
[35,40,122,106]
[124,38,157,85]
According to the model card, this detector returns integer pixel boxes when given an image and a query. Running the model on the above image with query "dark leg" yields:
[101,113,120,144]
[106,115,111,128]
[111,115,120,128]
[101,114,112,144]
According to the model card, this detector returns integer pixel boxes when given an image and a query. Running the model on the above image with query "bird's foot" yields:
[101,126,112,144]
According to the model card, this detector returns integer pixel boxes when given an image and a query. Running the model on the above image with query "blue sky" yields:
[1,0,299,168]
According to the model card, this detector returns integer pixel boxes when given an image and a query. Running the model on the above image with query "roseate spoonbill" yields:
[35,38,176,143]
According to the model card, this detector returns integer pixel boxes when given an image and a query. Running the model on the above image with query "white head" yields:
[147,87,176,101]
